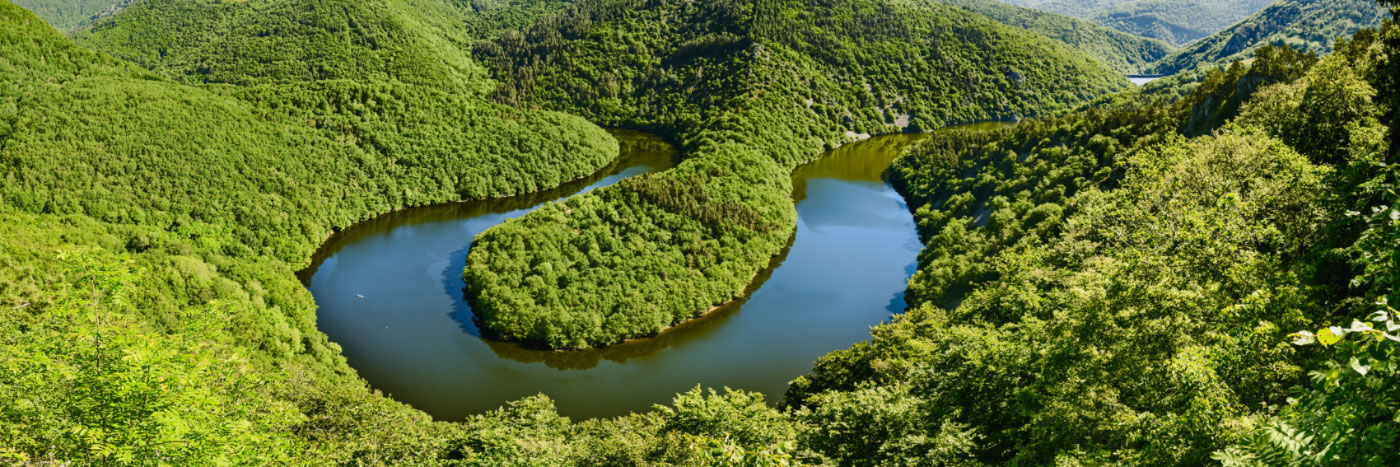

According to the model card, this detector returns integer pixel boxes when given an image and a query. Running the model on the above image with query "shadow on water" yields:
[446,244,482,338]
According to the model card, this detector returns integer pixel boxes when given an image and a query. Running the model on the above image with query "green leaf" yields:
[1317,327,1342,346]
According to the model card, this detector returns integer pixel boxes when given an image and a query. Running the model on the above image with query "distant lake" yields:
[301,125,1001,420]
[1127,75,1165,85]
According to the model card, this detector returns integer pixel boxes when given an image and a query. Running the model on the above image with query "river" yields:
[301,127,982,419]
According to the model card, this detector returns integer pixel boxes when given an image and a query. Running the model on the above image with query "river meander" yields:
[302,127,996,419]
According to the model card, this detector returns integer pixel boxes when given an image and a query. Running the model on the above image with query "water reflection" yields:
[303,127,978,419]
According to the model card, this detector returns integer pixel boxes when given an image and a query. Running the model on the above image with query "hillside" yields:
[1148,0,1390,74]
[790,19,1400,464]
[464,0,1132,349]
[73,0,489,90]
[1003,0,1274,45]
[939,0,1174,74]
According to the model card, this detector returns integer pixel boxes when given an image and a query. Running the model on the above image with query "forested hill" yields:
[1,0,618,265]
[790,17,1400,463]
[1148,0,1390,75]
[72,0,491,91]
[465,0,1131,348]
[938,0,1173,74]
[1002,0,1274,45]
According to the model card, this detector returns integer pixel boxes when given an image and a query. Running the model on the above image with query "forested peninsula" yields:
[1,0,1399,465]
[464,0,1129,349]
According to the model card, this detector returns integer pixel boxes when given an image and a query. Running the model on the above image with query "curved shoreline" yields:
[303,127,930,418]
[296,129,665,284]
[510,122,1015,351]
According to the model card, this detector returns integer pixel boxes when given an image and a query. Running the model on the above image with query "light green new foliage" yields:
[1214,14,1400,465]
[0,242,306,464]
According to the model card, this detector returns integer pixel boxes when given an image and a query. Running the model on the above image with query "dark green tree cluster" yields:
[1176,44,1319,136]
[884,104,1178,309]
[464,0,1132,349]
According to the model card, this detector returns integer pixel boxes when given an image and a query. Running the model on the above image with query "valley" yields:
[0,0,1397,465]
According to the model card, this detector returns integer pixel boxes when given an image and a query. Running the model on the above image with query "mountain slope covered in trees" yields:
[463,0,1132,348]
[1148,0,1390,74]
[789,17,1400,464]
[939,0,1173,74]
[73,0,489,90]
[31,0,621,265]
[1002,0,1274,45]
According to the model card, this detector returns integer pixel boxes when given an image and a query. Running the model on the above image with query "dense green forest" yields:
[11,0,620,266]
[464,0,1131,349]
[1148,0,1391,75]
[2,0,1400,464]
[1002,0,1273,45]
[938,0,1173,74]
[73,0,490,90]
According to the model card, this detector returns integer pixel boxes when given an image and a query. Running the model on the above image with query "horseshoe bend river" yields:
[301,126,1001,419]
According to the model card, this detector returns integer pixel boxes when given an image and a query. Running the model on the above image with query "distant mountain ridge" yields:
[11,0,134,30]
[938,0,1174,74]
[1002,0,1274,45]
[1147,0,1389,74]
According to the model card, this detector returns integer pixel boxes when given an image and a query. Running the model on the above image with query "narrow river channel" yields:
[302,127,995,419]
